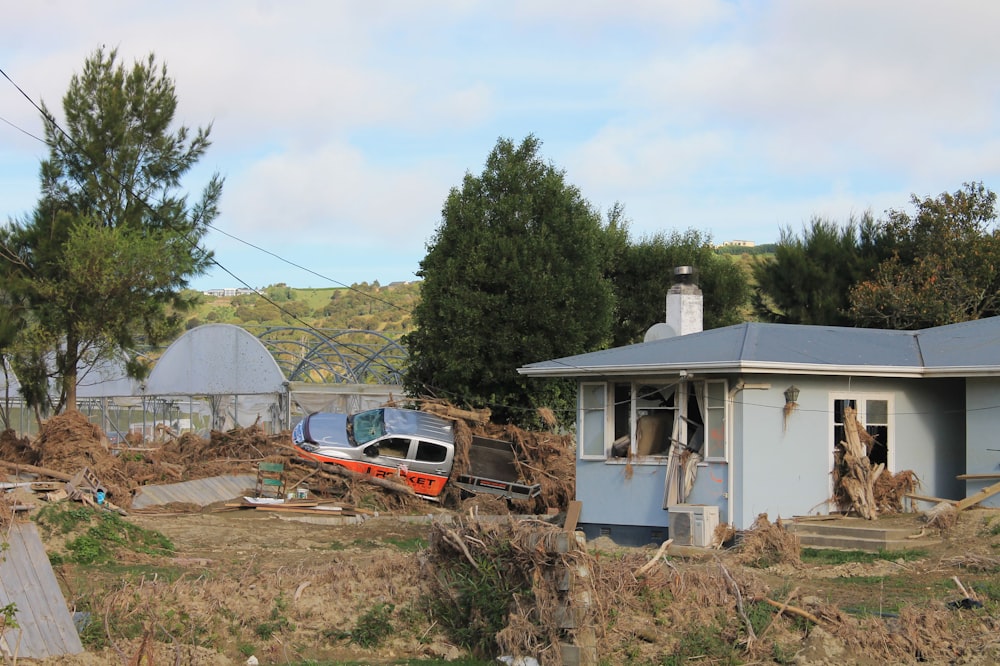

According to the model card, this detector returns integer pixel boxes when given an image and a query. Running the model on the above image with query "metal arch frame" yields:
[253,326,408,384]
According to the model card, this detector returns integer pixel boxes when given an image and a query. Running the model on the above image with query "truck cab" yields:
[292,407,456,497]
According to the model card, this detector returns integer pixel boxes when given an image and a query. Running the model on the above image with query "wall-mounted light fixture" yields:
[784,385,800,405]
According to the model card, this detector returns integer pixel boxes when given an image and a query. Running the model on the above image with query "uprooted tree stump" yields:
[839,406,882,520]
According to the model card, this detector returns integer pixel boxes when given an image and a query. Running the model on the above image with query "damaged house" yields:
[518,268,1000,546]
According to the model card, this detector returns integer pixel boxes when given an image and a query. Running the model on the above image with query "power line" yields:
[0,63,406,367]
[0,64,409,316]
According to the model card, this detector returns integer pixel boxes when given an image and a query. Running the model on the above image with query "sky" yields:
[3,1,1000,293]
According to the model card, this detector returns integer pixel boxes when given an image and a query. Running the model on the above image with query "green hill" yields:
[182,281,419,338]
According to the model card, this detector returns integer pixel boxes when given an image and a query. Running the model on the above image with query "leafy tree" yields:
[607,227,750,346]
[849,182,1000,329]
[0,48,222,413]
[402,135,614,426]
[752,214,892,325]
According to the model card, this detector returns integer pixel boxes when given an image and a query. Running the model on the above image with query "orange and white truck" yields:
[291,407,540,501]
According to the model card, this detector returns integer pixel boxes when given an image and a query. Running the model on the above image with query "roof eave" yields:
[518,360,929,379]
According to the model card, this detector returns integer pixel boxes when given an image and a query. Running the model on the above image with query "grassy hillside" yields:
[182,281,419,338]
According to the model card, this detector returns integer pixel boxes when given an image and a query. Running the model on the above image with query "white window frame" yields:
[579,382,609,460]
[579,379,729,464]
[829,391,895,484]
[702,379,728,462]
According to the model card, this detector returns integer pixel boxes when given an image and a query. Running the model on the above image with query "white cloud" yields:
[5,0,1000,287]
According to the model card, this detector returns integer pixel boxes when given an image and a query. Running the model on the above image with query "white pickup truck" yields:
[291,407,541,501]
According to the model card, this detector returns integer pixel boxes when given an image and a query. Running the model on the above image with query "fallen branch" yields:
[0,460,73,482]
[720,562,756,647]
[440,526,480,570]
[634,539,674,577]
[760,597,821,625]
[759,586,800,640]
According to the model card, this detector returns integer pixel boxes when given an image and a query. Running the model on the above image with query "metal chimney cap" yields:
[673,265,697,284]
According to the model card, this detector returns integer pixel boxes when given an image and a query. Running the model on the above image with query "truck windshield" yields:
[349,409,385,445]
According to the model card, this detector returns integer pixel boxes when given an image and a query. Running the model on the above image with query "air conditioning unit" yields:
[668,504,720,547]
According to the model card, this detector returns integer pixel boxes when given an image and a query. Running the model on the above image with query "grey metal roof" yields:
[519,317,1000,378]
[916,317,1000,371]
[0,522,84,659]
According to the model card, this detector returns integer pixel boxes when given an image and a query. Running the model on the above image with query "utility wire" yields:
[0,64,401,365]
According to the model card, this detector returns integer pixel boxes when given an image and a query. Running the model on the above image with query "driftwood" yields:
[420,402,492,425]
[760,596,821,625]
[759,586,801,639]
[0,460,74,482]
[840,406,880,520]
[298,458,416,496]
[634,539,674,577]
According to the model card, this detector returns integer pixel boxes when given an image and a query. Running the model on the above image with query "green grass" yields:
[385,536,428,552]
[34,504,174,565]
[800,547,928,565]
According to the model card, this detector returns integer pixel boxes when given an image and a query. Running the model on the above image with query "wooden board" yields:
[564,500,582,533]
[905,493,955,504]
[955,479,1000,512]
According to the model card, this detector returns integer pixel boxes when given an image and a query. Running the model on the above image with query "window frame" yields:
[830,392,894,471]
[702,379,728,462]
[579,378,729,464]
[579,382,609,460]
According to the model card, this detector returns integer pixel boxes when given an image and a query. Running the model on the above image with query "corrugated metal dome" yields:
[144,323,286,395]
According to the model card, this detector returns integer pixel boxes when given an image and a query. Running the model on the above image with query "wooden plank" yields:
[905,493,955,504]
[955,479,1000,512]
[564,500,582,533]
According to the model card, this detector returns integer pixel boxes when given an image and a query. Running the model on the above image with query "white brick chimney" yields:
[666,266,703,336]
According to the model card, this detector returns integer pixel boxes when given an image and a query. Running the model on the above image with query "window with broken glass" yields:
[832,395,891,468]
[579,379,728,463]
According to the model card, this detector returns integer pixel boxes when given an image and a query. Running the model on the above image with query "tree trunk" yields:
[841,406,879,519]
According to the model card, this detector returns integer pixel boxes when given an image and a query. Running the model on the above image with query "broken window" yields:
[578,378,728,470]
[635,384,677,457]
[378,437,411,459]
[833,395,891,467]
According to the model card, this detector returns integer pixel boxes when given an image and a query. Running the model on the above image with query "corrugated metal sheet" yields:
[131,474,257,509]
[0,522,84,660]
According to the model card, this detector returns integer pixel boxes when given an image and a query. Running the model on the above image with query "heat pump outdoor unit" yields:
[668,504,720,547]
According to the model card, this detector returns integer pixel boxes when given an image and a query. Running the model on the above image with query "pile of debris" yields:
[833,406,919,519]
[0,403,576,517]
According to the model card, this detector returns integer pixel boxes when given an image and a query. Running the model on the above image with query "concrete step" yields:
[793,533,940,551]
[786,516,938,552]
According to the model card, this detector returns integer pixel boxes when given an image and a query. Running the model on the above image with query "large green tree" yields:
[0,48,222,413]
[752,214,894,325]
[402,135,613,426]
[849,182,1000,329]
[606,226,749,346]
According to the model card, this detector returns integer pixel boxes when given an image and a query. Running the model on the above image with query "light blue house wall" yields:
[966,377,1000,508]
[734,374,965,529]
[575,455,672,538]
